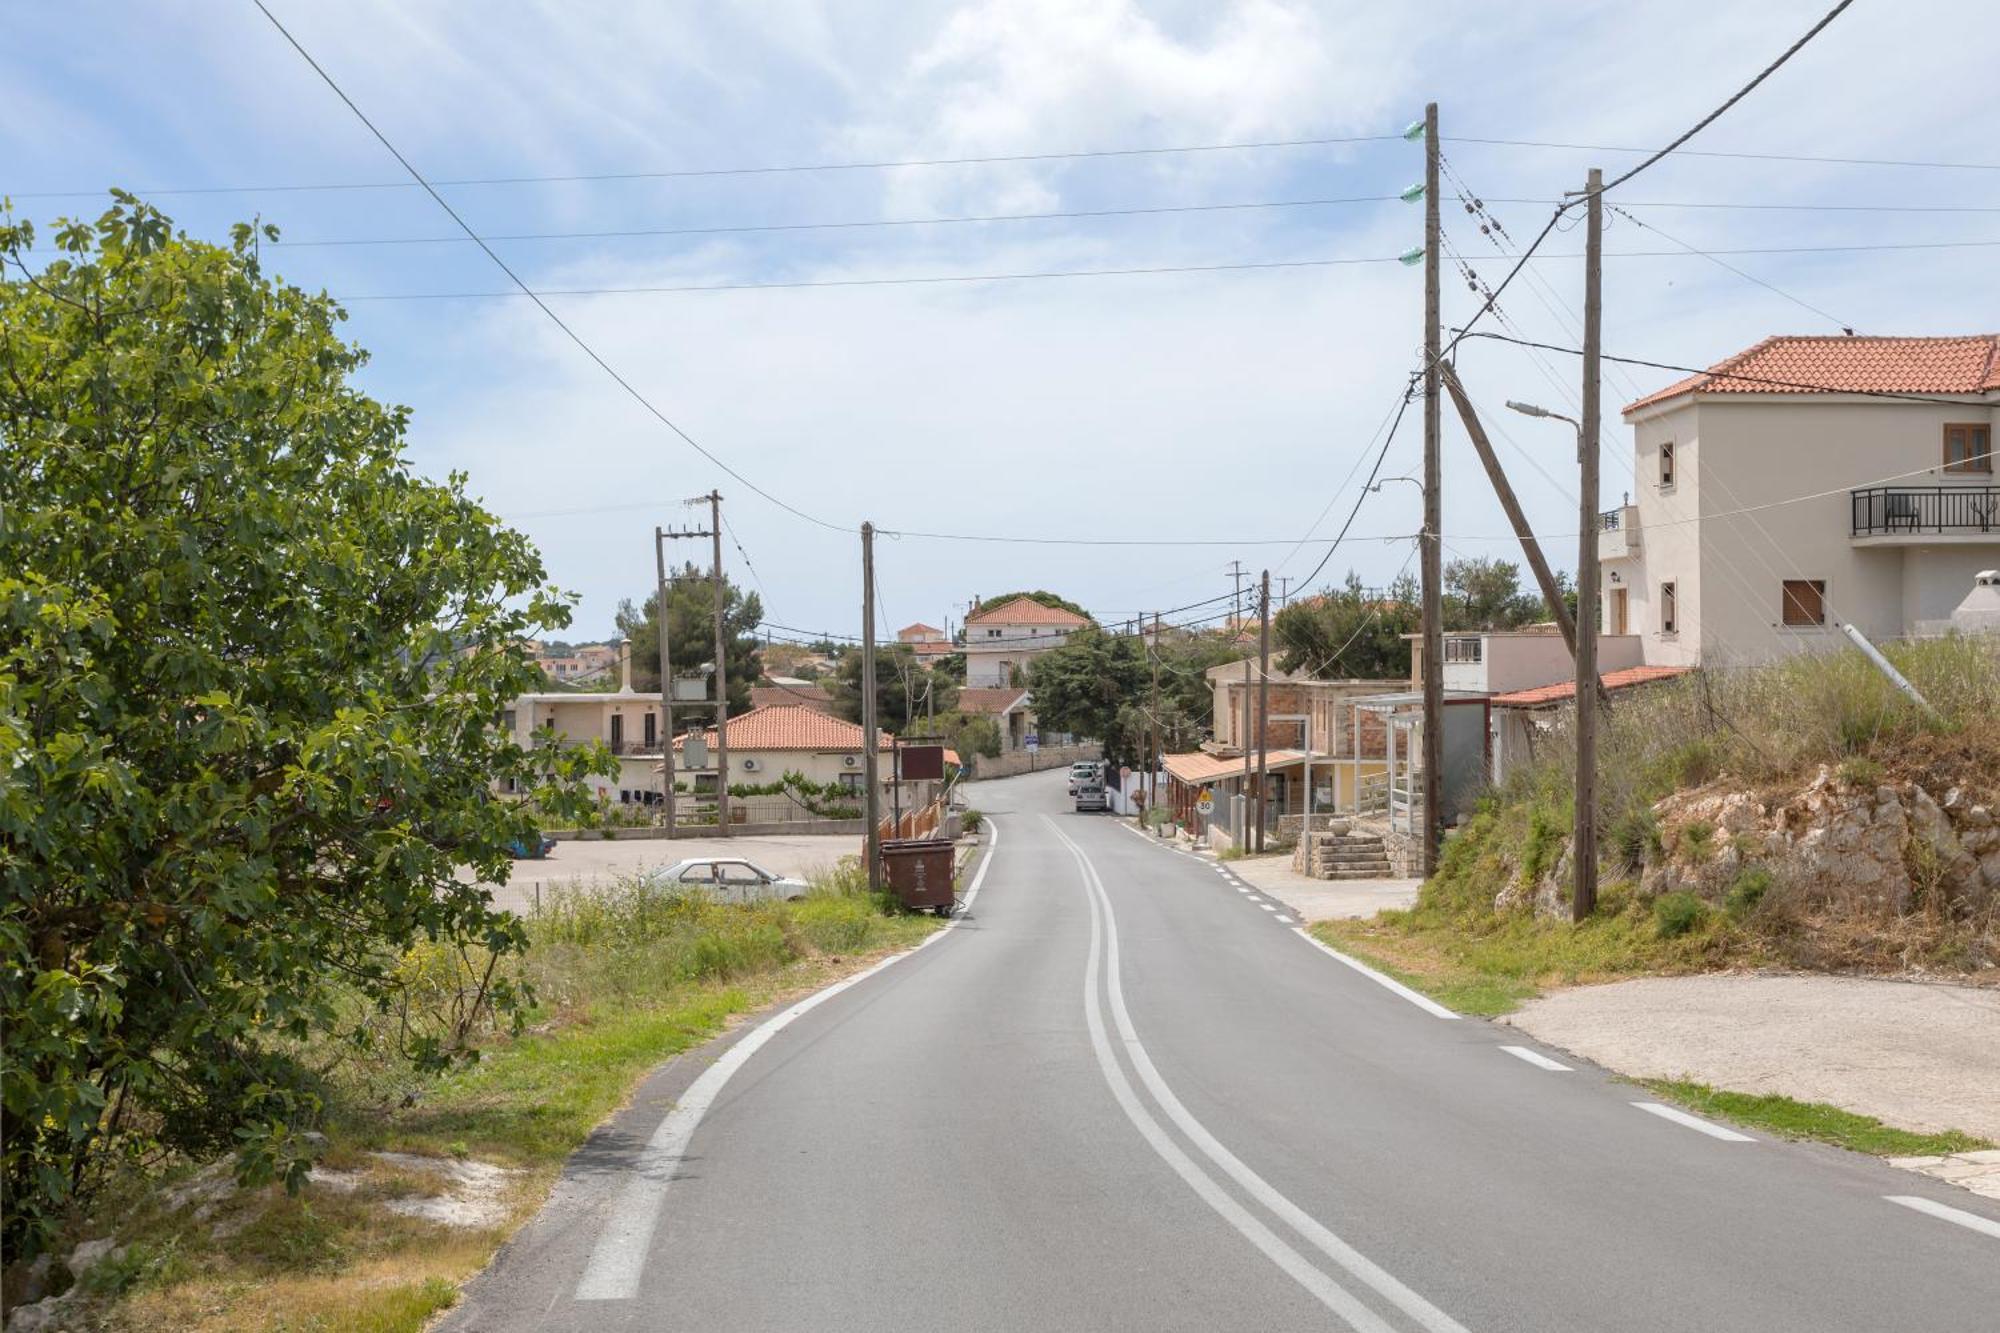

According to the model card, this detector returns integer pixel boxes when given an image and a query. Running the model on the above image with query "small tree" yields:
[1026,627,1148,763]
[0,198,609,1256]
[614,567,763,711]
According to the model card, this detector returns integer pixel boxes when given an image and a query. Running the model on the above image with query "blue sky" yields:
[6,1,1995,642]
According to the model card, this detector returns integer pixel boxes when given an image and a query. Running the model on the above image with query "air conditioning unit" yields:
[843,755,859,768]
[741,757,761,772]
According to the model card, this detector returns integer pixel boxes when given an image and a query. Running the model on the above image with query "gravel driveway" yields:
[475,834,862,914]
[1506,973,2000,1141]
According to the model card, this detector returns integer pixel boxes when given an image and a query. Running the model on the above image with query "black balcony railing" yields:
[1600,507,1624,530]
[1852,485,2000,537]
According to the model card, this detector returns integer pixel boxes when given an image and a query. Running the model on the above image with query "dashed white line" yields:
[1630,1102,1755,1142]
[1259,903,1279,912]
[1499,1045,1572,1072]
[573,820,1004,1301]
[1885,1195,2000,1240]
[1275,915,1298,925]
[1291,928,1459,1021]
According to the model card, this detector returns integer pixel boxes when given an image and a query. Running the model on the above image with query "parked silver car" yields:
[639,857,810,904]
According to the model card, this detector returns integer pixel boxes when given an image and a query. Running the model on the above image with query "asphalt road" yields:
[443,770,2000,1331]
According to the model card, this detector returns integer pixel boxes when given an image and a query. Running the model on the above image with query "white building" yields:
[1613,334,1999,666]
[961,596,1090,687]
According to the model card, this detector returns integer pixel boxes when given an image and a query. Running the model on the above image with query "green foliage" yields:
[825,643,955,733]
[1837,755,1884,789]
[721,769,860,819]
[1652,890,1708,939]
[932,710,1001,762]
[1726,866,1773,918]
[0,198,612,1258]
[961,808,984,833]
[1519,801,1569,888]
[613,567,763,710]
[1608,808,1661,873]
[1273,570,1420,679]
[1443,556,1563,630]
[1643,1081,1993,1157]
[1679,820,1716,862]
[973,589,1091,620]
[1025,627,1149,764]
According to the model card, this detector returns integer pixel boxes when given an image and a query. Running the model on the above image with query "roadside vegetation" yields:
[1319,636,2000,1014]
[1641,1081,1993,1158]
[50,865,940,1332]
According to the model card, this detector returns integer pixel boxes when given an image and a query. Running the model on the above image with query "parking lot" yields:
[476,833,863,914]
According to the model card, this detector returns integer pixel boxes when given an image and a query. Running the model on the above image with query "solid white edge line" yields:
[1498,1045,1572,1072]
[1885,1195,2000,1240]
[573,819,1002,1301]
[1051,818,1469,1333]
[1630,1101,1755,1142]
[1291,928,1460,1021]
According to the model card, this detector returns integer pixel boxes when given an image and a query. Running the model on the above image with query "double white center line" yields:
[1044,817,1466,1333]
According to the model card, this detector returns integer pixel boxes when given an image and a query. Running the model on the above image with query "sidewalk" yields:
[1202,846,1421,923]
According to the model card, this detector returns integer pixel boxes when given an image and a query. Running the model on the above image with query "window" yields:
[609,714,624,752]
[1442,637,1483,664]
[1659,441,1676,490]
[1660,581,1678,636]
[1944,423,1992,474]
[1781,579,1827,627]
[986,628,1003,638]
[643,712,657,748]
[839,772,864,793]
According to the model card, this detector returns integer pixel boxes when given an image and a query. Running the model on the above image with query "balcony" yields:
[1851,485,2000,544]
[1598,504,1640,561]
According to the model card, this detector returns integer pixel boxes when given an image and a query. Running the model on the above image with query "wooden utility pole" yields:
[1255,570,1272,854]
[861,522,882,889]
[1574,168,1604,921]
[1419,99,1445,877]
[655,527,677,836]
[1439,363,1579,655]
[1149,612,1163,819]
[707,491,732,838]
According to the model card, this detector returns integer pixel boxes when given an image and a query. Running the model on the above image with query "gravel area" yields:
[474,834,861,914]
[1506,974,2000,1141]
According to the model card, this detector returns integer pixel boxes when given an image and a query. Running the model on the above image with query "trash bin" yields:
[879,837,956,915]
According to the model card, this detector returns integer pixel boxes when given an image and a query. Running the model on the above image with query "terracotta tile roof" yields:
[1624,334,2000,414]
[673,703,890,752]
[1490,665,1692,708]
[955,686,1030,715]
[909,639,958,658]
[964,595,1090,627]
[897,622,945,639]
[1163,750,1309,784]
[749,683,832,712]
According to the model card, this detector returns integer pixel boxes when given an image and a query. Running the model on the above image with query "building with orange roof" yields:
[1614,333,1997,666]
[961,594,1091,687]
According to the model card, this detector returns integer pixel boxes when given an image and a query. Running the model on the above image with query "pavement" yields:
[1223,849,1422,922]
[474,833,861,913]
[1506,973,2000,1142]
[441,769,2000,1332]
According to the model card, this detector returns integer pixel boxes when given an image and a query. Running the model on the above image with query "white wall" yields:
[963,620,1075,686]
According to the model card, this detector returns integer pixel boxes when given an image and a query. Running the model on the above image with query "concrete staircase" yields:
[1300,831,1394,881]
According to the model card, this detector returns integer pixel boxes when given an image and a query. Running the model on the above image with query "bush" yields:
[961,808,985,834]
[1608,808,1661,874]
[1837,756,1884,789]
[1726,867,1773,918]
[1679,820,1716,862]
[1653,891,1707,939]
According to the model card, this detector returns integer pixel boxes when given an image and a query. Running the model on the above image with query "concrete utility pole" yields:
[1149,612,1163,818]
[707,491,732,839]
[1228,560,1246,631]
[861,522,882,890]
[1574,167,1604,921]
[1419,99,1445,877]
[655,527,677,836]
[1255,570,1272,854]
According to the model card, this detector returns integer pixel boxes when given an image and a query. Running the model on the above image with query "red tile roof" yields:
[897,622,945,640]
[1625,335,2000,414]
[1490,665,1692,708]
[1163,750,1309,784]
[955,686,1030,715]
[909,639,958,658]
[673,703,890,752]
[964,595,1090,627]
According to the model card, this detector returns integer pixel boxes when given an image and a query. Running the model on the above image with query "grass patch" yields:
[91,869,939,1332]
[1643,1080,1995,1158]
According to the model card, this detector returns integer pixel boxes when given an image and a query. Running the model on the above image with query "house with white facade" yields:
[1612,334,1999,666]
[502,640,667,804]
[961,596,1090,687]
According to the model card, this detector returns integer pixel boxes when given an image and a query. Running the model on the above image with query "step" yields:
[1323,868,1395,881]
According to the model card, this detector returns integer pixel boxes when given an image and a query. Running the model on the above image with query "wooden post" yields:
[1574,167,1603,922]
[861,523,881,889]
[1149,611,1162,821]
[708,491,731,838]
[655,527,677,837]
[1255,570,1272,853]
[1419,99,1445,876]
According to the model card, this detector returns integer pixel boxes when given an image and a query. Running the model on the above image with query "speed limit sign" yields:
[1196,791,1215,816]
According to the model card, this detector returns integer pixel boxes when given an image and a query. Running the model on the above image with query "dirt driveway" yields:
[1506,973,2000,1141]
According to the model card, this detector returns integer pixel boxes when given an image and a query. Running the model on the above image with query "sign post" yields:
[1025,733,1039,771]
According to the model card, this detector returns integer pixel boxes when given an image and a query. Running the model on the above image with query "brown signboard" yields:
[898,743,946,781]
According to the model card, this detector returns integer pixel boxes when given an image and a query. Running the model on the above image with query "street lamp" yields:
[1367,475,1423,495]
[1505,400,1584,462]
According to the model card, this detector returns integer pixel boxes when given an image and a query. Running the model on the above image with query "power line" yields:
[250,0,848,535]
[334,238,2000,302]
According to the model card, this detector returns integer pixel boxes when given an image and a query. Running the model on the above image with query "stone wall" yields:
[967,742,1100,781]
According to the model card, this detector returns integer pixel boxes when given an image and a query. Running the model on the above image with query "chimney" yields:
[616,636,634,694]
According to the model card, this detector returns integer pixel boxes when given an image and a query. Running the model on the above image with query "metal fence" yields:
[1852,484,2000,537]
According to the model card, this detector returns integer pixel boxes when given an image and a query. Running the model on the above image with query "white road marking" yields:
[1630,1102,1755,1142]
[1275,915,1298,925]
[1259,903,1279,912]
[573,821,1004,1301]
[1499,1045,1572,1072]
[1046,818,1468,1333]
[1291,929,1459,1021]
[1885,1195,2000,1240]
